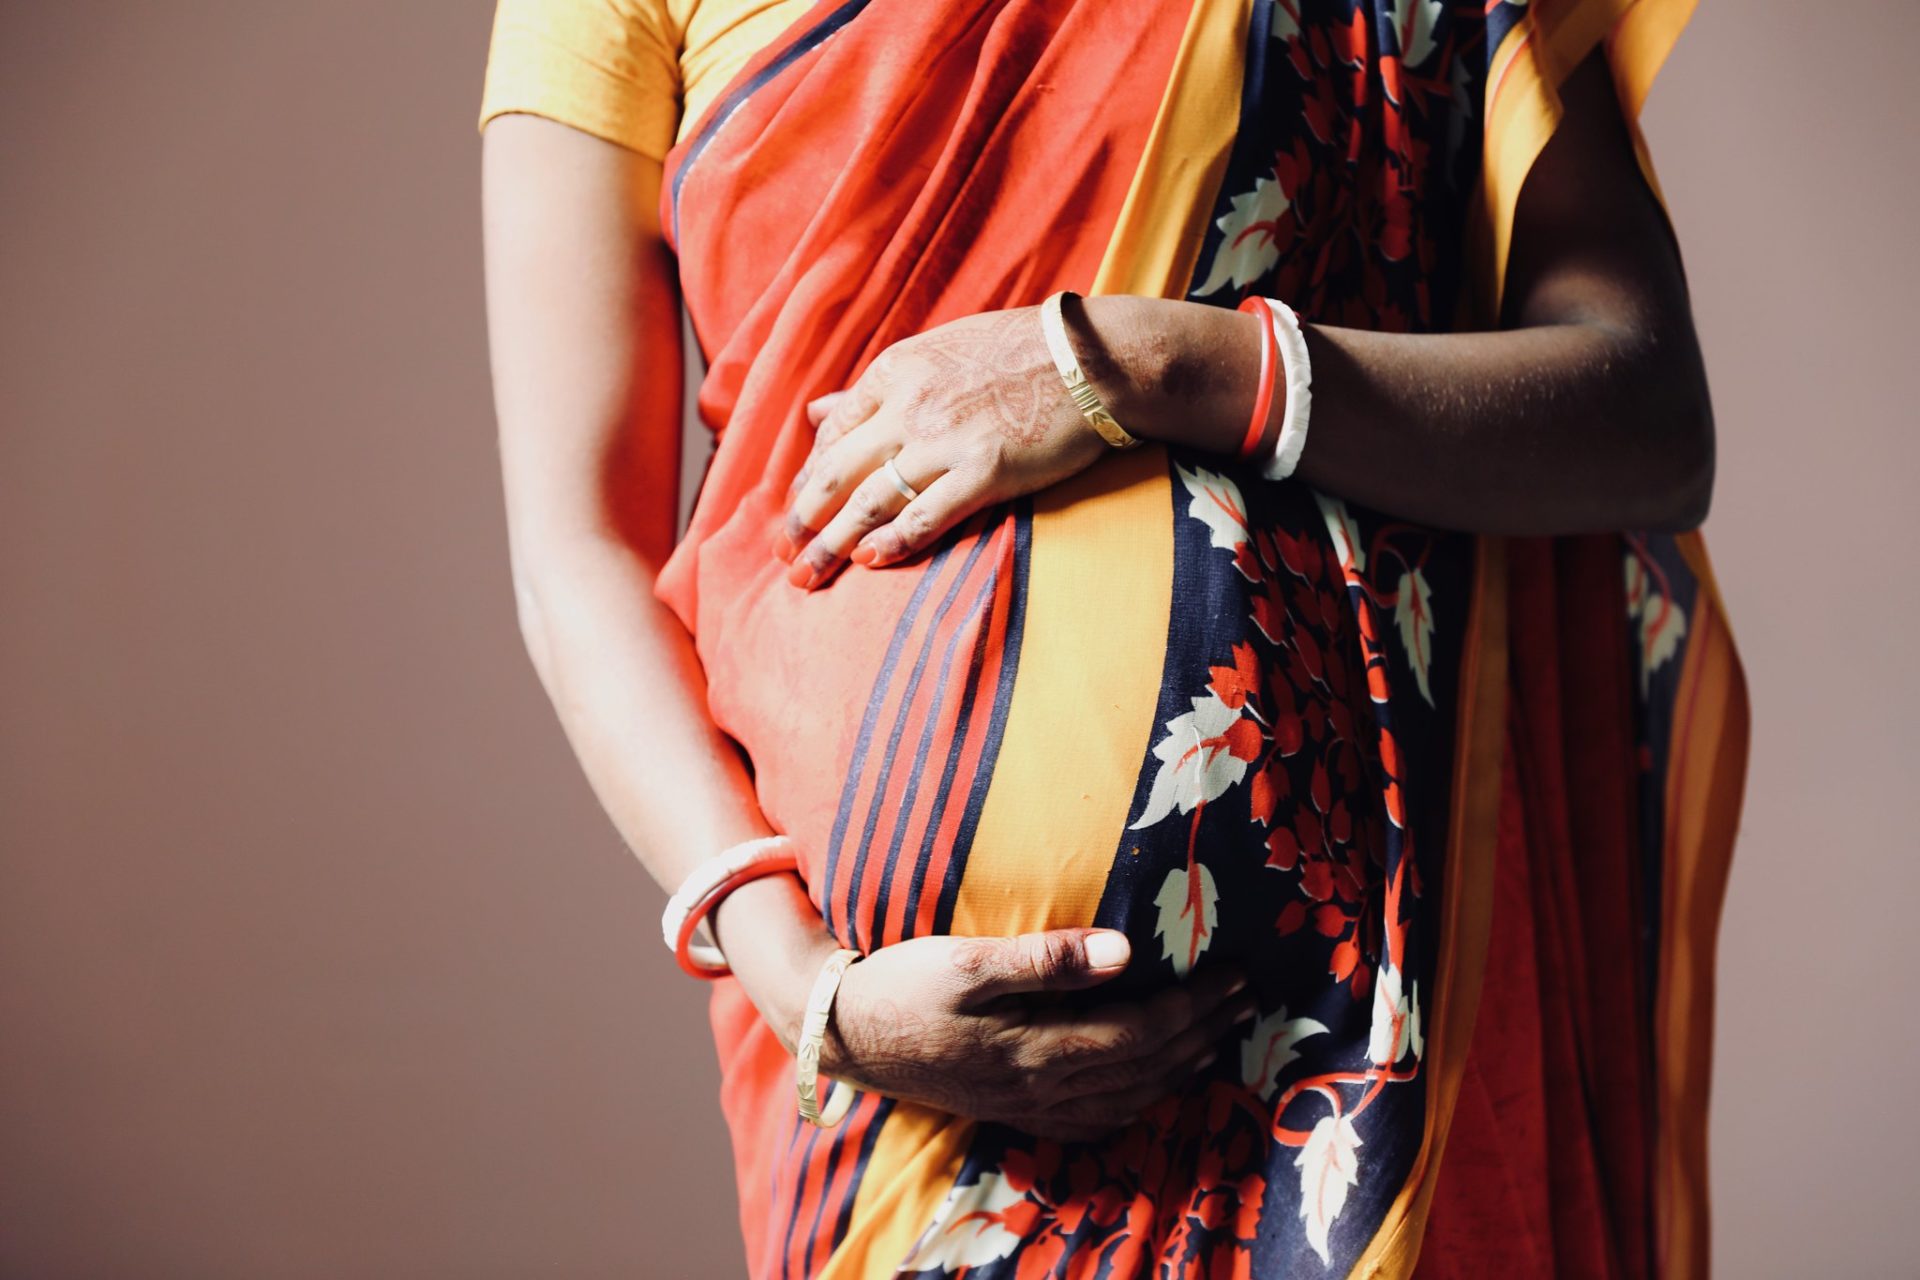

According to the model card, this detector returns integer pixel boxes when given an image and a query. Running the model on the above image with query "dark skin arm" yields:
[781,45,1713,583]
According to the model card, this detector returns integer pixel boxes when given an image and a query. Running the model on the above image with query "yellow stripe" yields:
[818,1104,973,1280]
[948,443,1178,935]
[1652,531,1748,1280]
[829,4,1251,1271]
[1089,0,1252,300]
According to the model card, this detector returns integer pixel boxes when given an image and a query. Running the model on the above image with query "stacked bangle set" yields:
[660,834,863,1129]
[1041,289,1314,478]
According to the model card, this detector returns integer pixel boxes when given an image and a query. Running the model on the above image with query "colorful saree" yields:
[651,1,1747,1275]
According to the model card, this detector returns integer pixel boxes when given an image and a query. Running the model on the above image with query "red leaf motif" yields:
[1209,642,1261,710]
[1267,827,1300,872]
[1222,717,1263,763]
[1310,761,1331,814]
[1276,900,1308,936]
[1314,904,1347,937]
[1294,628,1324,684]
[1301,861,1336,902]
[1295,807,1323,856]
[1250,761,1286,826]
[1271,703,1304,757]
[1272,526,1319,580]
[1331,935,1361,980]
[1251,597,1283,646]
[1014,1231,1065,1280]
[1232,539,1262,583]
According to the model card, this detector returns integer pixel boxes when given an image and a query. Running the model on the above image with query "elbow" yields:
[1628,391,1720,537]
[1641,368,1716,535]
[509,557,562,695]
[1592,315,1715,534]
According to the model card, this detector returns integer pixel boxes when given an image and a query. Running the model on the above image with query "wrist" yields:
[708,872,845,1058]
[1075,295,1264,456]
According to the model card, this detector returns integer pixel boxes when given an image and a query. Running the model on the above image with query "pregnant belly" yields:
[700,444,1460,1008]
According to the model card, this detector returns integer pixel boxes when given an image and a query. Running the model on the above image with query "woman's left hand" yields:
[776,304,1113,590]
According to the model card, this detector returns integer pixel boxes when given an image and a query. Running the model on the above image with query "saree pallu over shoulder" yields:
[654,1,1745,1276]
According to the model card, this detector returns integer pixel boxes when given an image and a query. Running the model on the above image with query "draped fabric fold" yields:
[649,1,1744,1274]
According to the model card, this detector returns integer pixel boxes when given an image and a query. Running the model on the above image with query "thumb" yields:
[953,928,1132,1004]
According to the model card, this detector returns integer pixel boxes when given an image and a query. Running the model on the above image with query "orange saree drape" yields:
[652,1,1746,1275]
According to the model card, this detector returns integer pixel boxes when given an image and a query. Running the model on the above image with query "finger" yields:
[1020,963,1247,1071]
[806,389,851,428]
[851,469,975,569]
[790,457,934,591]
[1054,988,1258,1097]
[814,382,883,451]
[945,928,1134,1007]
[783,418,897,555]
[1044,1050,1219,1129]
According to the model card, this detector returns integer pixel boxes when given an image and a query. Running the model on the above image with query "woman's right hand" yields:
[711,871,1257,1143]
[802,927,1257,1144]
[829,924,1259,1143]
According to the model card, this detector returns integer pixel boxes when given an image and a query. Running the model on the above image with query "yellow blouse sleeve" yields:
[477,0,683,163]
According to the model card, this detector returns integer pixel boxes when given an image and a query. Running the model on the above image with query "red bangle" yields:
[1235,295,1279,461]
[661,836,801,979]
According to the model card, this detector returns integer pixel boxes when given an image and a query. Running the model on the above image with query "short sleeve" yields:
[477,0,684,163]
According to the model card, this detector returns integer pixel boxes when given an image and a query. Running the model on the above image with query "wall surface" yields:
[0,3,1911,1276]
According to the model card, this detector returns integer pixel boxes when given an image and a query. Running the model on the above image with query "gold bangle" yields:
[1039,290,1141,450]
[796,947,861,1127]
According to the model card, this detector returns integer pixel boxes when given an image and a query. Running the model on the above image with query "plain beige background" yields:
[1,2,1911,1276]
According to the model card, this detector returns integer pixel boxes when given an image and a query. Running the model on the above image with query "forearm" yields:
[483,114,835,1049]
[512,536,838,1047]
[1080,293,1712,536]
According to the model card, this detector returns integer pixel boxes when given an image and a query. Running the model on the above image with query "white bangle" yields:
[1255,298,1313,481]
[796,947,862,1127]
[660,835,799,978]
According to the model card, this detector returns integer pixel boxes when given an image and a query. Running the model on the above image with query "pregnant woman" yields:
[478,1,1748,1274]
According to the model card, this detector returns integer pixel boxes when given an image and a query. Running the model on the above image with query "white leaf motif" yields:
[1366,963,1422,1067]
[1240,1006,1329,1100]
[1392,567,1436,707]
[1388,0,1443,68]
[1270,0,1301,42]
[1129,693,1256,830]
[1153,860,1220,975]
[1313,493,1366,573]
[1193,175,1293,296]
[1624,552,1688,696]
[1177,463,1250,552]
[1296,1113,1363,1266]
[898,1170,1026,1272]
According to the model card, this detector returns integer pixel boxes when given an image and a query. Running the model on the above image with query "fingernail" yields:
[1226,974,1248,998]
[773,531,796,562]
[850,544,876,566]
[1234,1003,1258,1026]
[1084,930,1130,970]
[1195,1051,1218,1073]
[787,560,816,590]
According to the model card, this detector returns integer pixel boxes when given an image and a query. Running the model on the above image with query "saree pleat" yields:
[648,1,1746,1275]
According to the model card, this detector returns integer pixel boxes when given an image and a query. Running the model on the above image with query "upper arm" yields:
[1501,45,1693,338]
[481,115,685,567]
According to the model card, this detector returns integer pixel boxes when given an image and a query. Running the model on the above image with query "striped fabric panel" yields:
[818,507,1032,952]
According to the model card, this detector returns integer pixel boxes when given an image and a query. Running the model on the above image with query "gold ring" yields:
[881,455,920,503]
